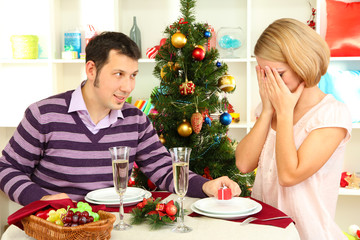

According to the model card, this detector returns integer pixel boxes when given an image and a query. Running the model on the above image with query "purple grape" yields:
[71,223,78,227]
[72,214,79,223]
[64,216,72,223]
[66,211,74,217]
[81,211,89,218]
[87,216,94,223]
[79,216,87,225]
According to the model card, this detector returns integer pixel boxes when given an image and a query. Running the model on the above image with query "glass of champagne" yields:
[170,147,192,233]
[109,146,131,231]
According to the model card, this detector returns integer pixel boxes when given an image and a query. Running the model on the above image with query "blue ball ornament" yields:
[220,112,232,125]
[204,31,211,38]
[204,117,211,126]
[216,61,222,67]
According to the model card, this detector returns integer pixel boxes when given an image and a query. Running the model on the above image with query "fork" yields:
[240,216,292,226]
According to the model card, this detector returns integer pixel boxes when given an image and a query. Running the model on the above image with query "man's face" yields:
[92,50,138,111]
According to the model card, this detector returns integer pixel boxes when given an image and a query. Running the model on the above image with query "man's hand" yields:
[40,193,70,201]
[202,176,241,198]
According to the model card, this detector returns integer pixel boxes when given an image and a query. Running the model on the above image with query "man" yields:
[0,32,240,206]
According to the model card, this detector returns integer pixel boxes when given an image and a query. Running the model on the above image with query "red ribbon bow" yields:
[170,18,189,29]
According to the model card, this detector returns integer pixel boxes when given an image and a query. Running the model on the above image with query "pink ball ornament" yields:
[149,108,159,115]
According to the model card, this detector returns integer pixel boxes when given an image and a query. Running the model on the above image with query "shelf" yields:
[339,188,360,196]
[52,59,85,63]
[331,57,360,62]
[220,58,248,63]
[0,59,50,64]
[229,122,248,129]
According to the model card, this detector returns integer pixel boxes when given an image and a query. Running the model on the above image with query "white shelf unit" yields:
[0,0,360,234]
[0,0,359,188]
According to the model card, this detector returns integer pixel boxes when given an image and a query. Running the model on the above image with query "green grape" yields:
[48,210,56,215]
[55,219,64,226]
[47,213,58,222]
[84,206,92,212]
[93,212,99,222]
[77,202,84,208]
[56,208,67,215]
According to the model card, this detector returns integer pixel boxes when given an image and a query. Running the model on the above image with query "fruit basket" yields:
[21,210,116,240]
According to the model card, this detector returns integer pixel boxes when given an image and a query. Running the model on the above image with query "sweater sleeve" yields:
[0,103,50,205]
[134,113,209,198]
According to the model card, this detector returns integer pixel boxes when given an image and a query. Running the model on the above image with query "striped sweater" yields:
[0,90,208,205]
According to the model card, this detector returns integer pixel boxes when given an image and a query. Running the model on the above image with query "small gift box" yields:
[218,186,232,200]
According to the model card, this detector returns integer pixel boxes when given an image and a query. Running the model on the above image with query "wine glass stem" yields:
[179,196,185,227]
[119,194,125,225]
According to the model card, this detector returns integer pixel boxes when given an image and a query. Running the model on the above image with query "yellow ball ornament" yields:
[159,134,166,144]
[171,31,187,48]
[177,119,192,137]
[218,74,236,92]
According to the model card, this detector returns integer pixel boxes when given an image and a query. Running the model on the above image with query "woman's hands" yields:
[257,65,305,116]
[256,65,273,115]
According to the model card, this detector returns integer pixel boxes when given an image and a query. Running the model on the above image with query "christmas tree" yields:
[133,0,254,197]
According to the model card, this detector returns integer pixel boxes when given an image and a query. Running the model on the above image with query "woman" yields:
[235,18,352,239]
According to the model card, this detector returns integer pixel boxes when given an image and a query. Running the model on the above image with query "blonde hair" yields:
[254,18,330,87]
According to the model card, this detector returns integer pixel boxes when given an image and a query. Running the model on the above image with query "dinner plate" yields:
[190,201,262,220]
[86,187,146,202]
[193,197,258,215]
[85,190,152,207]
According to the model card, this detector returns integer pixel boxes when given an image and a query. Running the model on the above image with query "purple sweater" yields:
[0,91,208,205]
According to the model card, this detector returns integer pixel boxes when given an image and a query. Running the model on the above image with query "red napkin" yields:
[189,197,294,228]
[7,198,107,230]
[94,191,173,213]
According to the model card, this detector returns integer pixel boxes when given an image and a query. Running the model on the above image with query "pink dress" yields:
[251,94,352,240]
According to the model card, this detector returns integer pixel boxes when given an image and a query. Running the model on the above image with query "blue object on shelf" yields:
[319,69,360,123]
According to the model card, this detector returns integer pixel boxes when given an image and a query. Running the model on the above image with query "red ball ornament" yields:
[192,47,205,61]
[165,203,177,216]
[179,80,195,95]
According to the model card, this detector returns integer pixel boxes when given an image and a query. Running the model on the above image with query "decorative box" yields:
[218,186,232,200]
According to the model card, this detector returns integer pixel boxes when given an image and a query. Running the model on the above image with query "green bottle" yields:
[130,16,141,56]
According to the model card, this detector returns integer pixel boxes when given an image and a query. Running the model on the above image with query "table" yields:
[1,194,300,240]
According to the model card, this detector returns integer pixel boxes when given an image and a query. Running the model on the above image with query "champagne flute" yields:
[109,146,131,231]
[170,147,192,233]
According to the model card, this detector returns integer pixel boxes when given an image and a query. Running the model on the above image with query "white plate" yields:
[86,187,146,202]
[194,197,258,215]
[190,201,262,220]
[85,190,152,207]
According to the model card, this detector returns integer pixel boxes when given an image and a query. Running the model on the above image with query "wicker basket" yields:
[21,210,116,240]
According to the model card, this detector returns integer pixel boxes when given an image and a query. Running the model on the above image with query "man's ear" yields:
[85,60,97,83]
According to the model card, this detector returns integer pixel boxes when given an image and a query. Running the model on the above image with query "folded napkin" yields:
[189,197,294,229]
[98,191,173,213]
[7,198,107,230]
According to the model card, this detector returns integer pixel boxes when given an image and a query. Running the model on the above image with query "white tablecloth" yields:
[1,194,300,240]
